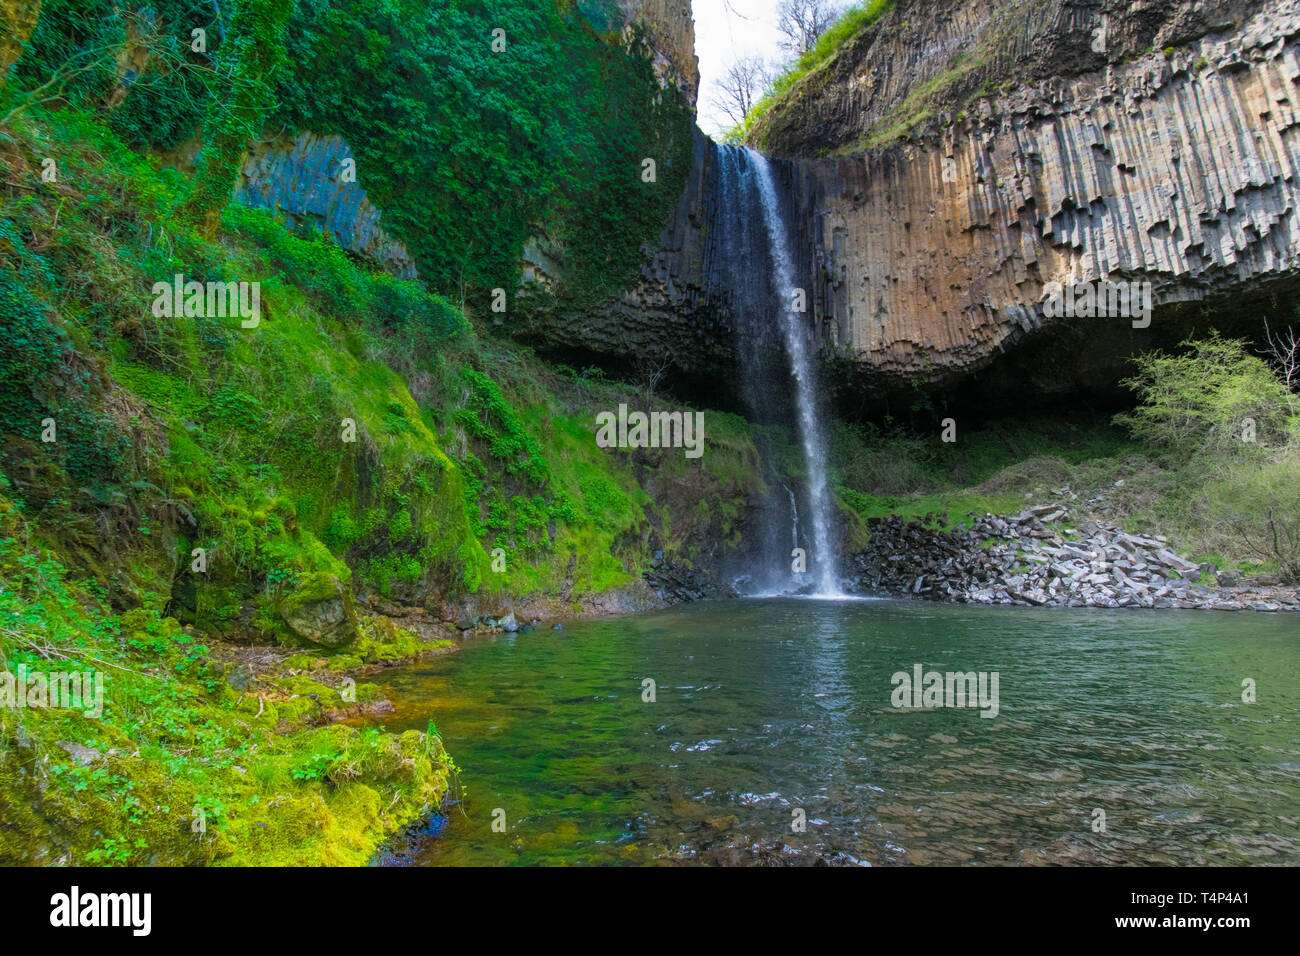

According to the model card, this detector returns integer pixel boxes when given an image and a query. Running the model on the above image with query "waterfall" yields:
[784,484,799,553]
[711,144,842,597]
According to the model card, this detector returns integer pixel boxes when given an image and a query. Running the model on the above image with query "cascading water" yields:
[749,149,842,597]
[711,144,843,597]
[784,484,799,553]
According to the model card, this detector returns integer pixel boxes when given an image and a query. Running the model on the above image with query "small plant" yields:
[266,567,297,599]
[425,720,467,808]
[84,836,135,865]
[290,750,337,782]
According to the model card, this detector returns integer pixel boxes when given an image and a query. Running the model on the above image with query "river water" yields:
[367,598,1300,866]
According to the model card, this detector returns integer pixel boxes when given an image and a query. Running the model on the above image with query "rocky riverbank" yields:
[643,551,736,603]
[848,504,1300,612]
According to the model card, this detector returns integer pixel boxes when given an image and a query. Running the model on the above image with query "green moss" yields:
[0,532,452,865]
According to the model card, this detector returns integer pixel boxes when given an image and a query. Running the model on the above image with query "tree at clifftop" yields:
[776,0,841,56]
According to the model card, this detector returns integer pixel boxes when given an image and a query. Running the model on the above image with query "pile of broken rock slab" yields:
[848,504,1300,612]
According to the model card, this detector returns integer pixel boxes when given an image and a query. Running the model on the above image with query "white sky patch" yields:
[692,0,789,139]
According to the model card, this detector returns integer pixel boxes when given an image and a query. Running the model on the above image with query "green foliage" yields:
[1114,333,1297,455]
[184,0,293,233]
[829,342,1300,582]
[278,0,692,302]
[0,256,133,492]
[0,264,62,433]
[453,368,564,556]
[0,531,452,865]
[544,24,694,311]
[456,369,550,486]
[831,415,1137,497]
[1109,333,1300,580]
[804,1,897,66]
[15,0,693,317]
[1202,449,1300,581]
[16,0,225,148]
[224,206,467,344]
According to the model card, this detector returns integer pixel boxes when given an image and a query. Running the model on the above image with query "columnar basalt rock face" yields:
[589,129,726,367]
[236,132,417,279]
[756,0,1300,394]
[751,0,1259,158]
[538,0,1300,402]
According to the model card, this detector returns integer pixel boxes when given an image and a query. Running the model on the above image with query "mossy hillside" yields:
[2,113,460,622]
[3,96,772,619]
[277,0,695,306]
[641,409,771,565]
[442,353,774,601]
[0,506,453,866]
[0,108,481,636]
[0,4,778,867]
[0,103,772,865]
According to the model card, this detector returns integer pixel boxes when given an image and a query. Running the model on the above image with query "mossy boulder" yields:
[278,572,360,648]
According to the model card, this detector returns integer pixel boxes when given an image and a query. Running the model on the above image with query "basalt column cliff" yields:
[551,0,1300,408]
[757,0,1300,404]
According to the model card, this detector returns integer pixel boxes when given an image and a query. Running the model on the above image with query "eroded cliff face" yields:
[752,0,1300,398]
[617,0,700,107]
[537,0,1300,407]
[520,127,739,383]
[513,1,724,379]
[751,0,1256,157]
[222,0,1300,408]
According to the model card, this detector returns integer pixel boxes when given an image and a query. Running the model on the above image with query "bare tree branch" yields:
[722,0,754,20]
[636,350,674,403]
[776,0,842,56]
[1261,318,1299,409]
[716,54,771,128]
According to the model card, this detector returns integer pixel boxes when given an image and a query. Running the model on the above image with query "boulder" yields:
[279,573,360,647]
